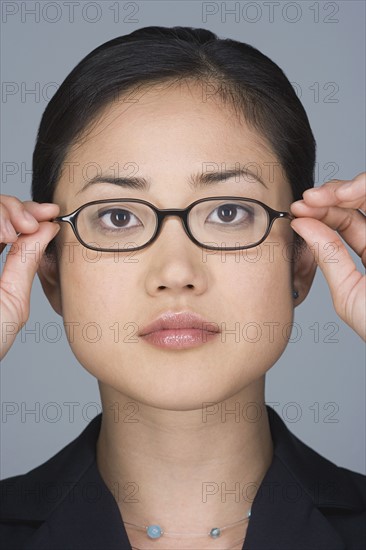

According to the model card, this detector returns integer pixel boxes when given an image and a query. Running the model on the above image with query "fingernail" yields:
[305,187,321,194]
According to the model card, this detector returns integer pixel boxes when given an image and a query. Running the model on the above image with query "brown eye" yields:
[97,208,142,230]
[101,209,130,227]
[207,203,254,226]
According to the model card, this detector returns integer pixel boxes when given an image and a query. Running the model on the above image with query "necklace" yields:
[126,507,251,549]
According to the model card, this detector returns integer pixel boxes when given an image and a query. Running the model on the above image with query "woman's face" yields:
[49,81,298,410]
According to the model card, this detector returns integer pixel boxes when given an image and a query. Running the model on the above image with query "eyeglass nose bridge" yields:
[152,206,196,246]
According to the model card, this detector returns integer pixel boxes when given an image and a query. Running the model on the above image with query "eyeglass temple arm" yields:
[278,212,295,221]
[52,215,70,223]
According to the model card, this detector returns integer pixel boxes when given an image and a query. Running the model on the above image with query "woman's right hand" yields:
[0,195,60,360]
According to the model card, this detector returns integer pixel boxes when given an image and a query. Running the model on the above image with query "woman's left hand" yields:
[290,172,366,341]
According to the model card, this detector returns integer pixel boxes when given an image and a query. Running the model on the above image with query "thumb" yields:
[1,221,60,325]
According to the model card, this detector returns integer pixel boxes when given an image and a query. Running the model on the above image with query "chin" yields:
[94,355,268,413]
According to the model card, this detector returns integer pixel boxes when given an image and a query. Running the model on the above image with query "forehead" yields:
[69,81,275,160]
[54,81,288,206]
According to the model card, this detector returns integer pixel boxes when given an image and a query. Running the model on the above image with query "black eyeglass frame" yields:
[53,196,295,252]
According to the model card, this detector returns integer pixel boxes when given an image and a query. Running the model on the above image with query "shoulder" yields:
[0,415,103,548]
[262,406,366,548]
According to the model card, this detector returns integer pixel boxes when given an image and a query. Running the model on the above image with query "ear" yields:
[292,240,317,307]
[37,252,63,316]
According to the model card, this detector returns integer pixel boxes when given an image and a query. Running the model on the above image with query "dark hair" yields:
[32,25,316,254]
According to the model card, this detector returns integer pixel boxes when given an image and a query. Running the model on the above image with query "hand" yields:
[289,172,366,341]
[0,195,60,360]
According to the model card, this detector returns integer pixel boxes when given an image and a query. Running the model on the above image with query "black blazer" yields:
[1,406,365,549]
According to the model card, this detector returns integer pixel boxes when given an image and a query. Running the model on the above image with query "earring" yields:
[293,289,299,299]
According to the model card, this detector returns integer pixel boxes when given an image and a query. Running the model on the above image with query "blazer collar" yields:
[1,406,363,549]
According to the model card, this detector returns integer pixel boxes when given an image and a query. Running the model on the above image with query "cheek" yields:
[217,242,293,316]
[58,251,137,372]
[212,244,294,373]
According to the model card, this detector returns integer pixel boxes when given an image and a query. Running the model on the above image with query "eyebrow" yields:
[77,167,268,195]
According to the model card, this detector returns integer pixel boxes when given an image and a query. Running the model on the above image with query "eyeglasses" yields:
[53,197,294,252]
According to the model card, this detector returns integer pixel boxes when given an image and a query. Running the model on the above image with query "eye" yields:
[207,203,254,225]
[97,208,142,231]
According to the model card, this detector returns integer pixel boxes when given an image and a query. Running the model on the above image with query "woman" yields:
[0,26,365,550]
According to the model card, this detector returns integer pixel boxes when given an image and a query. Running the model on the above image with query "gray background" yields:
[1,0,365,478]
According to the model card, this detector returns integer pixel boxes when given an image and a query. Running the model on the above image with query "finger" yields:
[300,172,366,211]
[290,201,366,260]
[0,199,59,245]
[0,202,20,243]
[1,222,60,323]
[22,201,60,221]
[334,172,366,211]
[290,217,366,340]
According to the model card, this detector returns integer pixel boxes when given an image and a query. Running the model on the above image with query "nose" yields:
[143,217,208,296]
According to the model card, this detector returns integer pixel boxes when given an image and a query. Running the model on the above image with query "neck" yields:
[96,377,273,548]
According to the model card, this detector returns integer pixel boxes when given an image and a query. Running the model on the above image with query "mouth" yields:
[138,311,221,349]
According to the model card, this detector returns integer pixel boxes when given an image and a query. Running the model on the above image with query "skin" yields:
[0,80,364,549]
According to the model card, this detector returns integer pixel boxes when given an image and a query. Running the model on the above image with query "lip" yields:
[138,311,221,336]
[138,311,221,349]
